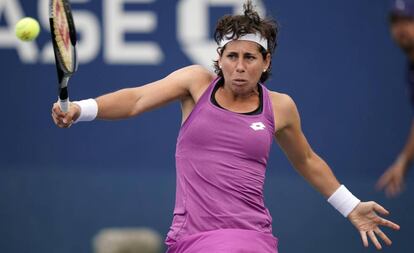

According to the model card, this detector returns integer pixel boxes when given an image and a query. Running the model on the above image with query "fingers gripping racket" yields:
[49,0,77,112]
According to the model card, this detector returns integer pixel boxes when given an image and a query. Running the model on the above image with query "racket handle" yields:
[59,97,69,113]
[58,82,69,112]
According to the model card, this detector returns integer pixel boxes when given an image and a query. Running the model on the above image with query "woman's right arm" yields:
[51,65,213,128]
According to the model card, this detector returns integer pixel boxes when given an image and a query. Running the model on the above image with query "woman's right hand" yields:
[51,102,81,128]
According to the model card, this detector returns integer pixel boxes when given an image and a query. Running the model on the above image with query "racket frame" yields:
[49,0,78,112]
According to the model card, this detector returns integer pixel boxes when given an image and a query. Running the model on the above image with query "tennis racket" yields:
[49,0,77,113]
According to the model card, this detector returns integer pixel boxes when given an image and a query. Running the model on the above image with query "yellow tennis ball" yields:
[15,17,40,42]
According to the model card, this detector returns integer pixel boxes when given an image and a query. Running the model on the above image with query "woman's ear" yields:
[264,53,271,70]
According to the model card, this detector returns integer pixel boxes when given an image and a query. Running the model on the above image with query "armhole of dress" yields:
[180,77,221,131]
[261,84,276,134]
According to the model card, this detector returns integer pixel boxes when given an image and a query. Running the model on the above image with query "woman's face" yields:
[218,40,270,95]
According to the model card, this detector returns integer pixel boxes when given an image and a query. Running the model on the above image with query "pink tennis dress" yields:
[166,77,278,253]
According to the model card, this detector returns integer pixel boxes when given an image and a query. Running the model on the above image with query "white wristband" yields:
[73,99,98,123]
[327,185,360,217]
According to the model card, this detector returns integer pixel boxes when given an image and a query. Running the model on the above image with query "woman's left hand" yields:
[348,201,400,250]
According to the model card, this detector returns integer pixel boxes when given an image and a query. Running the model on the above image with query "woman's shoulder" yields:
[171,65,215,81]
[166,65,214,91]
[267,90,300,130]
[168,65,216,103]
[267,90,299,120]
[268,90,296,108]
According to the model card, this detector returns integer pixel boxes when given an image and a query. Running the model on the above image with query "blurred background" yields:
[0,0,412,252]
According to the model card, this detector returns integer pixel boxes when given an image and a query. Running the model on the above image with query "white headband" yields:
[219,33,268,51]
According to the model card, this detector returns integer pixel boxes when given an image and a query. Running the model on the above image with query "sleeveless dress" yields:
[166,77,278,253]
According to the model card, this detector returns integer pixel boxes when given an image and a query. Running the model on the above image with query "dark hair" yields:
[389,0,414,23]
[213,0,279,83]
[389,13,414,23]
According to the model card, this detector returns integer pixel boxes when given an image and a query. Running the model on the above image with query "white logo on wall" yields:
[250,122,265,131]
[0,0,265,67]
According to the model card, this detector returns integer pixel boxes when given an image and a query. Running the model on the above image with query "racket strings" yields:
[52,0,73,72]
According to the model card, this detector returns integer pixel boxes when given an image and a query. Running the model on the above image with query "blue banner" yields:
[0,1,412,253]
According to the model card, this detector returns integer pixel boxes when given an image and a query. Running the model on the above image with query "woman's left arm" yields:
[272,93,400,250]
[273,93,339,197]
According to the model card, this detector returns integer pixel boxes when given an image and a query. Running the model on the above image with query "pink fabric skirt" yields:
[166,229,278,253]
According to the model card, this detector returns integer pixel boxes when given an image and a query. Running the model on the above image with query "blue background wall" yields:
[0,0,412,252]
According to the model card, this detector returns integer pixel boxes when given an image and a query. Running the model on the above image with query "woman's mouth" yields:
[233,79,247,85]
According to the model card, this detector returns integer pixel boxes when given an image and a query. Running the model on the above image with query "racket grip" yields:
[59,98,69,113]
[58,85,69,112]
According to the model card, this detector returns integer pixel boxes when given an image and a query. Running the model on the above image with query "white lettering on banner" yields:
[0,0,38,63]
[104,0,163,64]
[0,0,265,66]
[177,0,265,70]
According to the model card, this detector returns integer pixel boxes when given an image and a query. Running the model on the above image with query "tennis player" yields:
[52,1,400,252]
